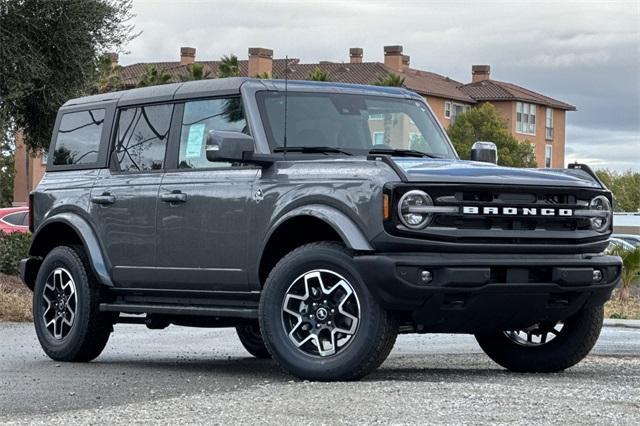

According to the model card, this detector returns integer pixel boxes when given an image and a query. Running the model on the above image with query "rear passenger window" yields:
[178,98,247,169]
[113,104,173,172]
[53,109,105,165]
[2,212,27,226]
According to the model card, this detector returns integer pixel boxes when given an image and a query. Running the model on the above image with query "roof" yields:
[120,59,295,87]
[459,79,576,111]
[119,60,474,103]
[114,58,573,109]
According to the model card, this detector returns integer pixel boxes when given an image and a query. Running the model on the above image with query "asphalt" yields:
[0,322,639,425]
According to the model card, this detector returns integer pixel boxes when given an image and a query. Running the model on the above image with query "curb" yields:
[603,319,640,329]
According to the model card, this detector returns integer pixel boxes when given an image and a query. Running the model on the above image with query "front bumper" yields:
[354,252,621,333]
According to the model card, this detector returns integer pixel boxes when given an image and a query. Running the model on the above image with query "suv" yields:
[20,78,621,381]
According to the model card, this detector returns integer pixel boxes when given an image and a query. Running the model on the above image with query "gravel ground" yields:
[1,323,639,425]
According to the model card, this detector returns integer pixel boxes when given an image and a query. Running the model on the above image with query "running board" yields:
[99,303,258,319]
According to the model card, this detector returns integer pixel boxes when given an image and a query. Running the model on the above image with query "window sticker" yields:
[185,123,206,158]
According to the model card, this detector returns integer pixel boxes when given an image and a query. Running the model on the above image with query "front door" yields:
[155,97,258,291]
[90,103,174,288]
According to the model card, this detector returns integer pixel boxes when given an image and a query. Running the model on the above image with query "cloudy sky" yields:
[123,0,639,171]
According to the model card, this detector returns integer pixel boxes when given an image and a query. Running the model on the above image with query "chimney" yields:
[180,47,196,65]
[349,48,363,64]
[402,55,410,68]
[106,52,119,69]
[472,65,491,83]
[384,45,404,72]
[248,47,273,77]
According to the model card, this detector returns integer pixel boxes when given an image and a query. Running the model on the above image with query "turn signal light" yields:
[383,194,390,220]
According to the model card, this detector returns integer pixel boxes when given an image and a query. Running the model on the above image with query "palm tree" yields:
[374,73,405,87]
[95,54,124,94]
[137,65,171,87]
[180,63,211,81]
[218,54,240,78]
[612,245,640,302]
[307,67,330,81]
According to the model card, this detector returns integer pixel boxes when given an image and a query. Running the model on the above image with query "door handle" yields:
[91,193,115,205]
[160,191,187,203]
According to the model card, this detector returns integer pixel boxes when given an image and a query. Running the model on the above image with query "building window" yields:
[369,114,384,121]
[372,132,385,145]
[445,102,469,123]
[545,107,554,140]
[545,144,552,168]
[516,102,536,135]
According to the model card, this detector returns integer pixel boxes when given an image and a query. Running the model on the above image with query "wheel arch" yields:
[257,204,373,286]
[28,213,113,288]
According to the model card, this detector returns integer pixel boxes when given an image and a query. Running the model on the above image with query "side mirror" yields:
[471,141,498,164]
[206,130,254,163]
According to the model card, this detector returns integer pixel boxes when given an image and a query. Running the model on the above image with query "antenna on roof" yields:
[283,55,289,158]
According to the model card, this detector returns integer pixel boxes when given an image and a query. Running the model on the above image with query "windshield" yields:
[256,91,457,158]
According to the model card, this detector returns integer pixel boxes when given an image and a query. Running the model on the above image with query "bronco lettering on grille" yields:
[462,206,573,216]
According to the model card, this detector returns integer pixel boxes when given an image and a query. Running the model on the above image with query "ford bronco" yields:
[20,78,621,381]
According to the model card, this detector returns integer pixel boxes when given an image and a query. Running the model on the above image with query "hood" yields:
[391,158,602,189]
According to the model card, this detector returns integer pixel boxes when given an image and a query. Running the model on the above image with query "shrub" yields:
[0,231,31,275]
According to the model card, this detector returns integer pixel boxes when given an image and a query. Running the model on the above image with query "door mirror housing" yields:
[206,130,255,163]
[471,141,498,164]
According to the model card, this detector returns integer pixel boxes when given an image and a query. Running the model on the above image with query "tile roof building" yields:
[11,45,575,206]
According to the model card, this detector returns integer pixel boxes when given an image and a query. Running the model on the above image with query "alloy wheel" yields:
[503,322,565,347]
[42,267,77,340]
[281,269,361,357]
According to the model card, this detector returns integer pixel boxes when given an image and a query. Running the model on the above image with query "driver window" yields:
[179,98,247,169]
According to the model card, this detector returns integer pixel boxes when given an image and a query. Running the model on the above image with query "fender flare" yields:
[265,204,374,252]
[29,212,113,287]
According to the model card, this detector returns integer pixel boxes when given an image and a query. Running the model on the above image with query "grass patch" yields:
[0,273,32,322]
[605,293,640,320]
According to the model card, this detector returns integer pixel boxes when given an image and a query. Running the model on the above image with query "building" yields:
[12,45,575,205]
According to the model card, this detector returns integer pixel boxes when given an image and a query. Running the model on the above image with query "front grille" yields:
[388,184,610,246]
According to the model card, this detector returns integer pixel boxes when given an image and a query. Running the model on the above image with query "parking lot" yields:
[1,322,639,424]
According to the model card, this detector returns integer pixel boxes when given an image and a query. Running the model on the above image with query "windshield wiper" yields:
[273,146,352,156]
[368,148,439,158]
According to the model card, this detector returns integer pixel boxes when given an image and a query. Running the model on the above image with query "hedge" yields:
[0,231,31,276]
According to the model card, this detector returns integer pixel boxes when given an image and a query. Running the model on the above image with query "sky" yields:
[123,0,640,171]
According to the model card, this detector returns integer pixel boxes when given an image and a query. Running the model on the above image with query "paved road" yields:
[1,323,639,425]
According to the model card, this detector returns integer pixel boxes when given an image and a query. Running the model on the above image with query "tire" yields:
[236,323,271,359]
[259,242,398,381]
[475,305,604,373]
[33,246,112,362]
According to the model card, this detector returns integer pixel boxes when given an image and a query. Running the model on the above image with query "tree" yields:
[255,72,272,79]
[94,54,125,94]
[180,63,211,82]
[595,169,640,212]
[0,0,137,153]
[374,73,405,87]
[307,67,330,82]
[612,245,640,303]
[137,65,172,87]
[447,103,537,167]
[218,54,240,78]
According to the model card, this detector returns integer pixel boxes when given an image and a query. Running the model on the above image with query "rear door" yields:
[155,97,258,291]
[90,103,174,287]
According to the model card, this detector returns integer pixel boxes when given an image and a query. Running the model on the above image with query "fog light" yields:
[593,269,603,283]
[420,270,433,284]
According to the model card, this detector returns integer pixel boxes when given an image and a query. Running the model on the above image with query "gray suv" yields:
[20,78,621,381]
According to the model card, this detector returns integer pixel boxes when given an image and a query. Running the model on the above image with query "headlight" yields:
[589,195,612,232]
[398,190,434,229]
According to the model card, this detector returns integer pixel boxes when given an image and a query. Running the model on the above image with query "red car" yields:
[0,207,29,234]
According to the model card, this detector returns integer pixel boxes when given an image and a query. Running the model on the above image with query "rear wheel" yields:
[259,242,397,381]
[475,305,604,372]
[33,246,112,362]
[236,323,271,359]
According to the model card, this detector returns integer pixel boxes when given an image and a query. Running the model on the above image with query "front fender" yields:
[29,212,113,287]
[268,204,374,252]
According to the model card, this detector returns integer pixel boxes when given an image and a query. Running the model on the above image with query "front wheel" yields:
[259,242,398,381]
[475,305,604,372]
